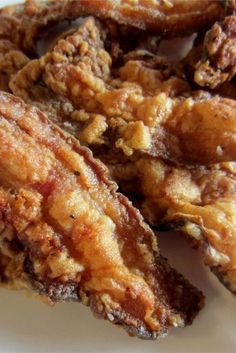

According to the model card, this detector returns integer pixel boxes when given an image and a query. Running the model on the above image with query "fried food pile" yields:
[0,0,235,339]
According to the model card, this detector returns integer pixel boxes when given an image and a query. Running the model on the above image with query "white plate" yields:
[0,1,235,352]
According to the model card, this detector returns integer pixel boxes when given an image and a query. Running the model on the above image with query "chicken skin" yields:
[9,16,236,295]
[0,91,204,338]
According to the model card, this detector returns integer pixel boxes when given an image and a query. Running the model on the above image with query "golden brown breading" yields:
[110,157,236,294]
[0,0,224,52]
[65,0,224,34]
[9,18,188,147]
[0,3,23,44]
[11,18,236,165]
[0,1,64,52]
[10,17,236,295]
[184,16,236,89]
[0,91,204,339]
[0,39,29,92]
[9,58,76,127]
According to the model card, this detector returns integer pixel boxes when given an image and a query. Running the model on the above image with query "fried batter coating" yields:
[0,1,65,52]
[11,17,236,165]
[9,16,236,294]
[0,39,29,92]
[0,0,224,52]
[111,158,236,294]
[126,160,236,289]
[79,144,236,295]
[0,92,203,338]
[63,0,224,35]
[0,3,23,44]
[184,16,236,89]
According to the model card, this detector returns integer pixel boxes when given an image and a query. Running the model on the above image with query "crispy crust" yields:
[10,18,236,165]
[8,15,236,295]
[184,15,236,89]
[66,0,224,35]
[0,91,203,338]
[0,0,224,52]
[0,39,29,92]
[128,159,236,295]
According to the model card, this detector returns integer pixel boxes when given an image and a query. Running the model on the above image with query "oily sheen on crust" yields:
[0,92,203,339]
[9,16,236,295]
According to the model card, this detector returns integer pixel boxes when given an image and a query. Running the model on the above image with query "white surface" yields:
[0,1,236,352]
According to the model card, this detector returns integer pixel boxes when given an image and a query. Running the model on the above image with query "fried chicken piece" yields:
[110,157,236,294]
[9,17,236,294]
[0,39,29,92]
[0,91,203,339]
[0,0,224,52]
[184,16,236,89]
[10,18,236,165]
[63,0,224,35]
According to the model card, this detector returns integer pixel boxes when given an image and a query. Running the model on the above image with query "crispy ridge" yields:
[0,91,203,339]
[0,0,224,51]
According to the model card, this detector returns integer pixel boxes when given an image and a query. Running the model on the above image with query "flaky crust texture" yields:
[184,15,236,89]
[0,92,204,338]
[112,158,236,295]
[0,39,29,92]
[8,12,236,295]
[0,0,236,338]
[0,0,224,52]
[10,18,236,165]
